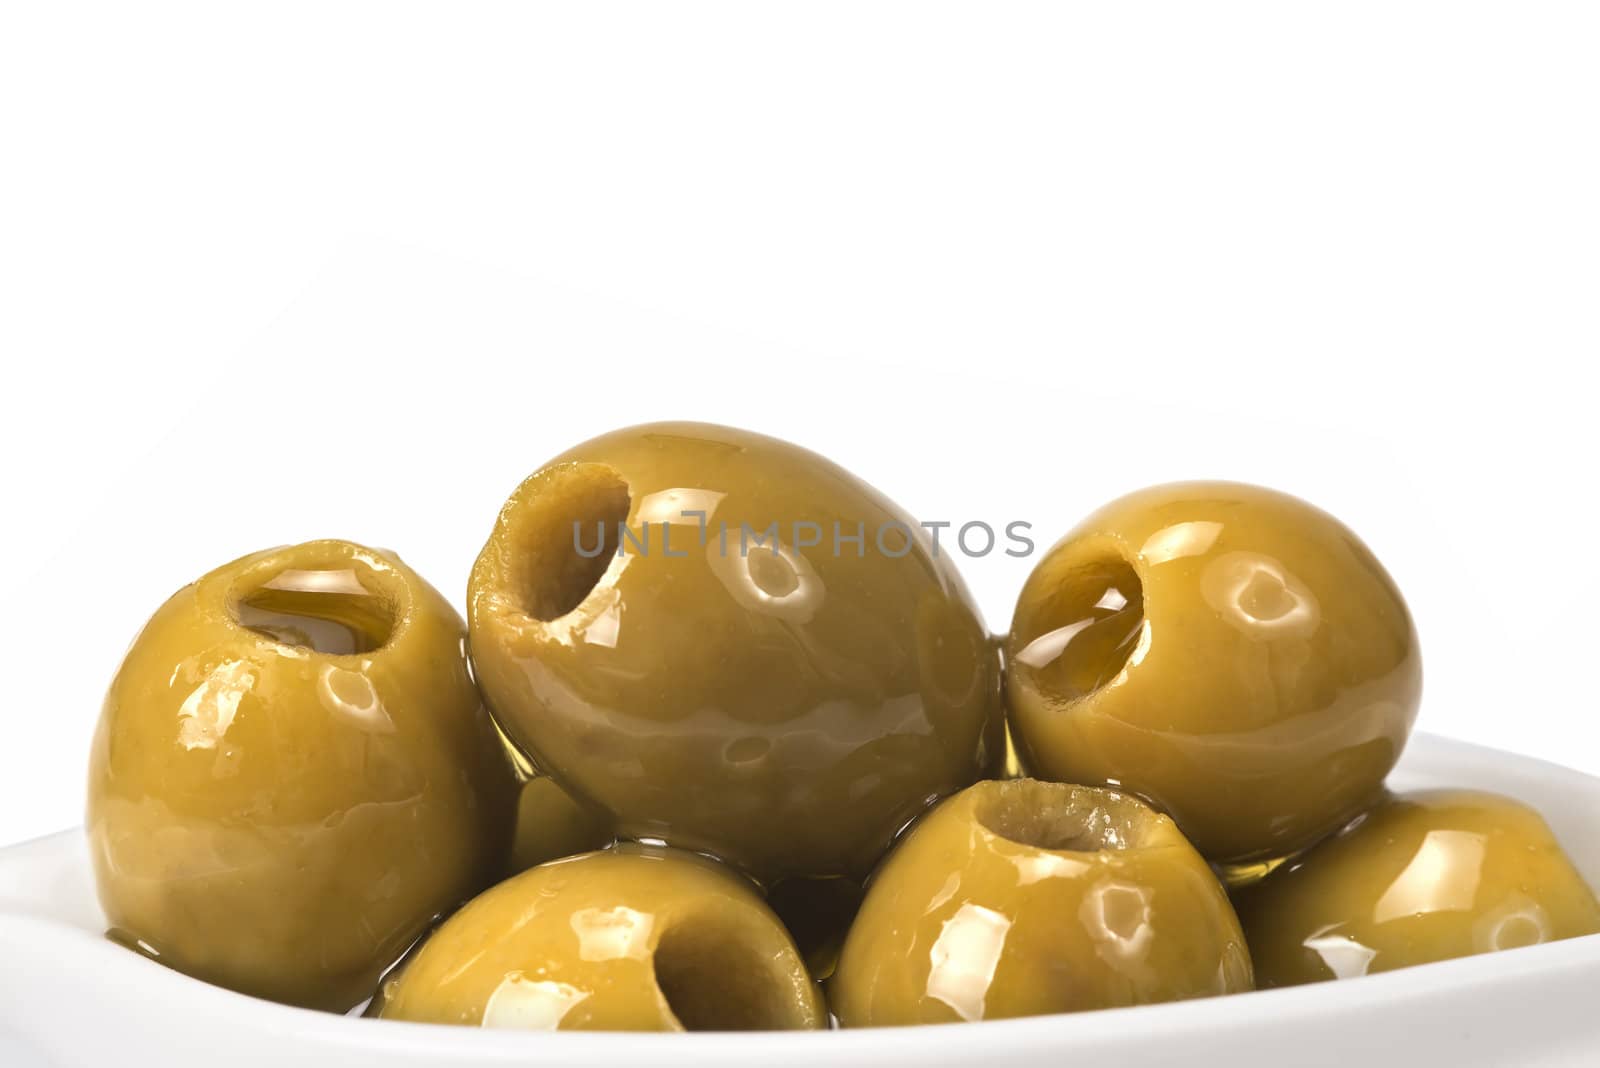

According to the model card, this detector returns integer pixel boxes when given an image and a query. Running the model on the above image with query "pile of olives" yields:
[86,422,1600,1030]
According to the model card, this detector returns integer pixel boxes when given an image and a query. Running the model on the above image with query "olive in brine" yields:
[830,779,1251,1025]
[1234,789,1600,987]
[381,849,826,1031]
[1006,482,1421,867]
[467,422,1002,883]
[87,540,515,1011]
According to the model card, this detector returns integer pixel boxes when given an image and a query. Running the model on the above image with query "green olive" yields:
[380,848,826,1031]
[829,779,1252,1025]
[467,422,1003,883]
[508,775,614,875]
[1005,481,1421,867]
[1234,789,1600,987]
[87,540,516,1011]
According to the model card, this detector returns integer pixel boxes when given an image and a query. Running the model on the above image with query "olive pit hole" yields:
[1013,554,1144,702]
[508,465,632,621]
[977,781,1147,853]
[234,568,396,655]
[652,916,797,1031]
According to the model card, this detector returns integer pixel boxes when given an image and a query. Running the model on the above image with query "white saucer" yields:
[3,733,1597,1067]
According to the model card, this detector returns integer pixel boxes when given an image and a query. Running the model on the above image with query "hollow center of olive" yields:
[1012,554,1144,702]
[234,568,395,655]
[653,918,799,1030]
[977,781,1143,852]
[508,465,632,621]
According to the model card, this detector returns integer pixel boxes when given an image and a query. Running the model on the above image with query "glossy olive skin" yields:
[1235,790,1600,987]
[380,848,826,1031]
[830,779,1252,1025]
[1006,482,1421,866]
[87,540,515,1011]
[508,775,614,874]
[468,422,1002,883]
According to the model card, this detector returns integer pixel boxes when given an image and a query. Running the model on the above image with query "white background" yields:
[2,2,1597,850]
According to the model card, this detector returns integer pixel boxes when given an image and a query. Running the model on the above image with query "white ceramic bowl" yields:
[3,732,1598,1067]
